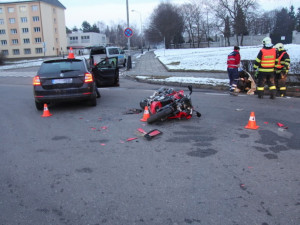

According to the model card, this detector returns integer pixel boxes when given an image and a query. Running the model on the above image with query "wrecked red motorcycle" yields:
[140,85,201,124]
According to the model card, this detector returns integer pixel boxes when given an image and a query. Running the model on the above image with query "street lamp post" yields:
[131,9,143,53]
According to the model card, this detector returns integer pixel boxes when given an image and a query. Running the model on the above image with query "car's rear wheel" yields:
[35,101,44,111]
[88,97,97,106]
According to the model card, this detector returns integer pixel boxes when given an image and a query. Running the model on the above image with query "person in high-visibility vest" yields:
[274,43,290,97]
[253,37,277,99]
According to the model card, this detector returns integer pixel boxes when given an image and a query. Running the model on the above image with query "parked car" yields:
[89,46,126,68]
[33,57,99,110]
[33,56,120,110]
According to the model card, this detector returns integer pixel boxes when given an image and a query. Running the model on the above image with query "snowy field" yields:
[1,45,299,87]
[154,44,300,73]
[1,44,299,73]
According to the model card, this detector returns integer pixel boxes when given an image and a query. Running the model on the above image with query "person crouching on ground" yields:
[253,37,277,99]
[227,46,241,95]
[274,43,290,97]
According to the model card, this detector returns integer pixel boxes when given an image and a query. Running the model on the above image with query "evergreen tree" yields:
[271,8,293,44]
[296,7,300,31]
[82,21,92,33]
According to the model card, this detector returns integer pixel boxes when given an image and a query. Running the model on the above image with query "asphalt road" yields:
[0,74,299,225]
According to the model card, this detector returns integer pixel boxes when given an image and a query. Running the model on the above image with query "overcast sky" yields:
[58,0,300,29]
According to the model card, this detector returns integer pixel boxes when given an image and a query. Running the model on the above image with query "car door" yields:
[92,57,119,87]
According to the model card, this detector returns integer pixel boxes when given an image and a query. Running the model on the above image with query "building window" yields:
[8,7,15,13]
[54,18,56,24]
[33,16,39,22]
[0,29,6,35]
[34,27,40,32]
[0,19,4,25]
[13,49,20,55]
[2,50,8,56]
[53,8,56,14]
[19,6,26,12]
[9,18,16,24]
[35,37,42,43]
[32,5,38,11]
[22,28,29,33]
[1,40,7,45]
[12,39,18,45]
[21,17,27,23]
[81,36,90,43]
[11,29,17,34]
[36,48,43,54]
[0,8,3,14]
[24,48,31,54]
[23,38,30,44]
[70,36,78,44]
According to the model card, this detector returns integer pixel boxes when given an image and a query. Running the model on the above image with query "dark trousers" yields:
[257,71,276,98]
[275,72,287,96]
[227,68,239,91]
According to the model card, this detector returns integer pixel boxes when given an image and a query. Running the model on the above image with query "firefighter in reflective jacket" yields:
[253,37,277,99]
[274,43,290,97]
[227,46,240,95]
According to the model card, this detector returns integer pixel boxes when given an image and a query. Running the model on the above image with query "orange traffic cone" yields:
[245,111,259,129]
[41,104,52,117]
[67,47,75,59]
[140,106,150,122]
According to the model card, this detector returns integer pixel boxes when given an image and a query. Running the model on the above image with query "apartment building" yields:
[67,31,107,54]
[0,0,67,59]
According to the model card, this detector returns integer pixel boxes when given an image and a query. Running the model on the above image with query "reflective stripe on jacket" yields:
[227,50,240,68]
[253,47,276,72]
[275,51,290,72]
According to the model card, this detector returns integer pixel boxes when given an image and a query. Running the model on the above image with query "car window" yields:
[39,60,84,74]
[108,48,119,55]
[91,48,106,55]
[97,57,117,69]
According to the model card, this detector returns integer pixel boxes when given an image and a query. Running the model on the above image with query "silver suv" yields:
[89,46,126,67]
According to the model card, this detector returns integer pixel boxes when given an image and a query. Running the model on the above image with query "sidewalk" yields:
[124,51,300,97]
[125,51,228,79]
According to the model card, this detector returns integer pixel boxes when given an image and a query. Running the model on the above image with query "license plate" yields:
[52,78,73,84]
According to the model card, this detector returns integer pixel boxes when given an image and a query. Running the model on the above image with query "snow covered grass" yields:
[154,44,300,73]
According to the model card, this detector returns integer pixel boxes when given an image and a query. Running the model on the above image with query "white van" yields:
[89,46,126,67]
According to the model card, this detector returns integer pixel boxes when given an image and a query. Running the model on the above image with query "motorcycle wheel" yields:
[147,107,173,124]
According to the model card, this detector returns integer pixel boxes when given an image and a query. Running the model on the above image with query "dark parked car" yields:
[33,55,119,110]
[33,57,99,110]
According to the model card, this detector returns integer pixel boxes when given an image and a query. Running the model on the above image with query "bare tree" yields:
[218,0,256,45]
[180,3,198,47]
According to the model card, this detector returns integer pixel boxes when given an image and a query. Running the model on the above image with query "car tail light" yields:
[84,73,94,83]
[33,75,41,86]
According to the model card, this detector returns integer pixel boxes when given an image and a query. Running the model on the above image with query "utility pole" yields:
[126,0,132,69]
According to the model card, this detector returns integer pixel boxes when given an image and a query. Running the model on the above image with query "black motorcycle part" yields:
[147,107,174,124]
[140,99,148,109]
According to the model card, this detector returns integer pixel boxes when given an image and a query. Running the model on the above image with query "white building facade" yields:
[67,31,107,54]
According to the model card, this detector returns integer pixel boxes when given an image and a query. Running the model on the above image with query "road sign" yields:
[124,27,133,38]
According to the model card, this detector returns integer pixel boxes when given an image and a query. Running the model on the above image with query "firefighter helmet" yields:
[274,43,284,51]
[262,37,272,47]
